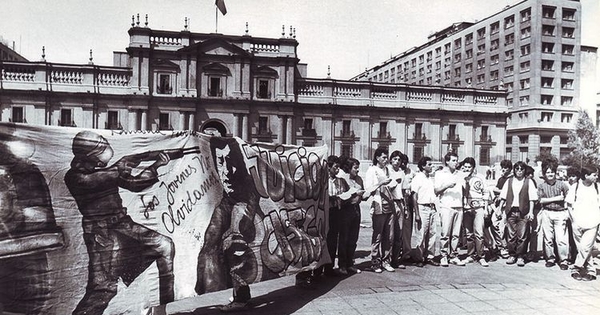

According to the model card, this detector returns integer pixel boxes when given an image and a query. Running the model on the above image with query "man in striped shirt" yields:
[538,161,570,270]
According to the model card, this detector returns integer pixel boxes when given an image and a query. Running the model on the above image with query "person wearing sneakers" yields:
[388,150,408,270]
[565,165,600,281]
[410,156,439,267]
[364,148,396,273]
[496,161,538,267]
[435,152,466,267]
[461,157,492,267]
[537,161,570,271]
[337,157,366,275]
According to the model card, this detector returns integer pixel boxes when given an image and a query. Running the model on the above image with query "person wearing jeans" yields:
[497,161,537,267]
[461,157,492,267]
[537,161,570,270]
[435,152,466,267]
[410,156,438,267]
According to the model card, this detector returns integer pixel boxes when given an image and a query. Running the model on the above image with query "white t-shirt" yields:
[434,168,464,208]
[566,181,600,229]
[387,165,405,200]
[411,172,436,205]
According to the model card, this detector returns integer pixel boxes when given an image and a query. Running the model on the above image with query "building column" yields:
[286,116,293,144]
[141,110,147,130]
[188,113,195,130]
[233,114,240,137]
[241,114,248,141]
[128,111,136,130]
[178,112,185,130]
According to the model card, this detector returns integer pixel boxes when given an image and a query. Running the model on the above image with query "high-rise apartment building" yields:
[352,0,582,162]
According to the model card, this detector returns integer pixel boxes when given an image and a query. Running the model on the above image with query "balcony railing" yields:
[297,79,507,114]
[1,61,131,94]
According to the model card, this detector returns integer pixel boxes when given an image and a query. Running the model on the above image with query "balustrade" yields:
[474,94,498,105]
[51,70,83,84]
[251,43,280,53]
[98,71,130,86]
[298,84,324,96]
[334,86,361,98]
[407,91,432,101]
[442,93,465,103]
[150,36,182,46]
[1,66,35,82]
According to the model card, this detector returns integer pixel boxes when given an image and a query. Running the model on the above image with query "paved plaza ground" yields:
[166,220,600,315]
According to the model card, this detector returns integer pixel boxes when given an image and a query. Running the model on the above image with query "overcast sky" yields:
[1,0,598,79]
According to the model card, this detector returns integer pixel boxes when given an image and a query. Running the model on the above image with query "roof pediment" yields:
[179,37,250,57]
[254,66,279,78]
[202,63,232,76]
[152,59,180,70]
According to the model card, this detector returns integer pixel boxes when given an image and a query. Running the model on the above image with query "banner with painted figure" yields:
[0,122,329,315]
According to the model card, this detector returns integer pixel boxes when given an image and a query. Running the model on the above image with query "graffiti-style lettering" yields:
[140,194,161,219]
[160,164,198,205]
[110,129,166,136]
[242,144,326,203]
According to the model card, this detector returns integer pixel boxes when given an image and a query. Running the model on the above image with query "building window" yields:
[444,70,451,80]
[435,61,441,70]
[542,42,555,54]
[257,79,270,99]
[542,25,555,36]
[11,107,24,123]
[413,147,424,163]
[541,112,553,122]
[520,27,531,39]
[258,116,269,134]
[562,61,574,72]
[480,147,490,166]
[491,22,500,34]
[504,15,515,28]
[505,82,514,92]
[504,65,514,76]
[465,63,473,73]
[542,6,556,19]
[519,113,529,122]
[561,79,574,90]
[541,77,554,88]
[426,51,433,62]
[411,58,417,67]
[561,96,573,106]
[491,55,499,65]
[520,8,531,22]
[481,126,489,139]
[542,60,554,71]
[562,27,575,38]
[465,49,473,59]
[159,113,170,130]
[455,68,461,77]
[379,122,388,138]
[157,74,172,94]
[209,77,222,96]
[505,49,514,61]
[304,118,313,130]
[561,113,573,123]
[477,74,485,84]
[448,124,457,140]
[520,78,530,90]
[419,55,424,64]
[107,110,119,129]
[541,95,553,105]
[490,70,499,81]
[342,120,351,137]
[491,39,499,51]
[563,8,576,21]
[520,95,530,106]
[520,44,530,56]
[477,27,486,39]
[444,43,451,55]
[505,33,515,45]
[520,61,530,72]
[477,59,486,70]
[465,33,473,45]
[414,123,423,138]
[435,47,442,57]
[454,38,462,49]
[477,44,486,55]
[562,44,574,55]
[60,109,73,127]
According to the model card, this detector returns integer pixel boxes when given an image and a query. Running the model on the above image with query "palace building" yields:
[351,0,586,162]
[0,17,507,165]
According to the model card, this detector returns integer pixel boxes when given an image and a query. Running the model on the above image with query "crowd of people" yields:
[221,149,600,312]
[313,149,600,286]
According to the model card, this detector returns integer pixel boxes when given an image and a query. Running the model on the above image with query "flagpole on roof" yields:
[215,5,218,33]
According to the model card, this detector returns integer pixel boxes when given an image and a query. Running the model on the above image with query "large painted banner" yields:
[0,122,329,315]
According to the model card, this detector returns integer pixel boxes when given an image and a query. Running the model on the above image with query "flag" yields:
[215,0,227,15]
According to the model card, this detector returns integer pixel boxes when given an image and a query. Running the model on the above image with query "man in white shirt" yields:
[434,152,466,267]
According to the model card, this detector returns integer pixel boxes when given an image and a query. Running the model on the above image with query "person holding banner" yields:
[65,131,176,315]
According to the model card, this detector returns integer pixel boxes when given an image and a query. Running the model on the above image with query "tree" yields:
[535,149,558,166]
[562,110,600,168]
